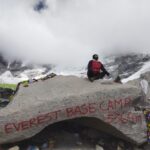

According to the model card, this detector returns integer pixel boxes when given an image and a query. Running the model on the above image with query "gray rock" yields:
[96,144,104,150]
[8,146,19,150]
[0,76,147,145]
[105,53,150,79]
[117,145,123,150]
[117,141,127,150]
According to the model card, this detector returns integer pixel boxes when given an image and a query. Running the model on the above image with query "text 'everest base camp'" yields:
[0,75,149,146]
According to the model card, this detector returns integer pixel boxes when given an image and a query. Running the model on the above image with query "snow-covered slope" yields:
[0,53,150,84]
[122,61,150,83]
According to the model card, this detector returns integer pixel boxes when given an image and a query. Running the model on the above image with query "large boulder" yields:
[0,76,147,145]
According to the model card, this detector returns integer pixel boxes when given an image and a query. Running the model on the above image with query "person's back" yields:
[87,54,110,82]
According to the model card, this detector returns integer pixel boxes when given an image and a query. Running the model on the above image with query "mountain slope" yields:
[0,53,150,83]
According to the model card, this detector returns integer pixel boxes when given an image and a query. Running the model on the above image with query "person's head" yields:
[92,54,99,60]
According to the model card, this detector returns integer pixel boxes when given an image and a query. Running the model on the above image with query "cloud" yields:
[0,0,150,68]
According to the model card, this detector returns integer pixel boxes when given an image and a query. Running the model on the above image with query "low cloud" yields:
[0,0,150,68]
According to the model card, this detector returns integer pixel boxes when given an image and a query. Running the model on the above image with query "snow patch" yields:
[122,61,150,83]
[0,71,26,84]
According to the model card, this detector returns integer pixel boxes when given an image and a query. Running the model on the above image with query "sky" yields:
[0,0,150,68]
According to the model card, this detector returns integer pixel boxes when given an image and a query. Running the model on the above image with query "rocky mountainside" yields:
[105,53,150,79]
[0,54,52,81]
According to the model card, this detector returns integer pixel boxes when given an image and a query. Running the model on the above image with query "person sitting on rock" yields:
[87,54,110,82]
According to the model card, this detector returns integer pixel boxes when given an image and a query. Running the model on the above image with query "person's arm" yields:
[88,60,92,71]
[101,64,110,76]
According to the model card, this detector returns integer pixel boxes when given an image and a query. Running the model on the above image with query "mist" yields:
[0,0,150,68]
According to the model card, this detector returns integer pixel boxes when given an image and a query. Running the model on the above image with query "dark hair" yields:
[93,54,98,60]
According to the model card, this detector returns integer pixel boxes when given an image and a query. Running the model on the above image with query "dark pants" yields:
[87,71,106,81]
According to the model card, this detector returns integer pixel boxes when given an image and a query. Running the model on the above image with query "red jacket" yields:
[88,60,109,75]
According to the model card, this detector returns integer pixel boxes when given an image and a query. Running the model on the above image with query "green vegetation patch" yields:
[0,84,17,90]
[21,81,29,87]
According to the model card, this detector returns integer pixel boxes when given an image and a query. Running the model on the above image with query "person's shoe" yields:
[89,77,94,82]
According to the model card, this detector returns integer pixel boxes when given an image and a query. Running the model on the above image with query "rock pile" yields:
[1,121,150,150]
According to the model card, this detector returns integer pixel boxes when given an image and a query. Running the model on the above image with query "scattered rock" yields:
[1,120,147,150]
[117,141,124,149]
[40,73,56,81]
[8,146,19,150]
[48,139,55,149]
[117,145,123,150]
[26,145,39,150]
[96,144,104,150]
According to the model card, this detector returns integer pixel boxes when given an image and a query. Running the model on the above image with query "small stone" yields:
[8,146,19,150]
[118,141,124,148]
[76,141,82,146]
[117,145,123,150]
[27,145,39,150]
[48,140,55,149]
[97,139,105,146]
[41,143,48,149]
[117,141,125,150]
[96,144,104,150]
